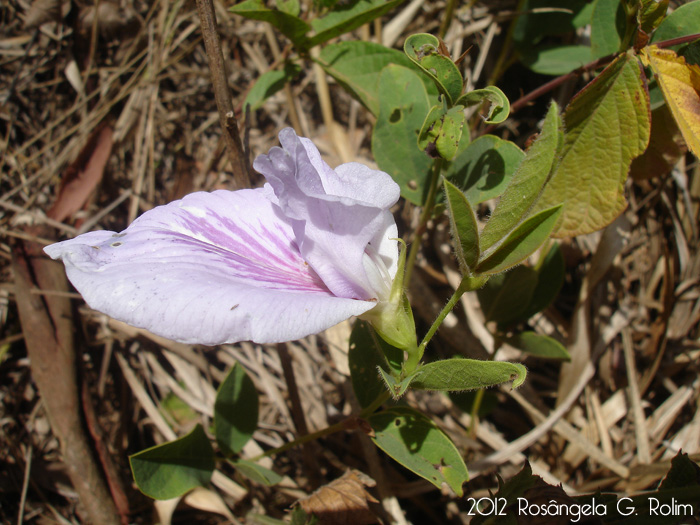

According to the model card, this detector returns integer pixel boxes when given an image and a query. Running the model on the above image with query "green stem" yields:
[249,391,391,461]
[404,158,443,285]
[468,388,484,437]
[405,275,486,374]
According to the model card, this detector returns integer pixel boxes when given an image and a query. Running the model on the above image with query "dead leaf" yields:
[47,125,113,223]
[298,470,379,525]
[642,46,700,158]
[24,0,63,29]
[77,2,138,41]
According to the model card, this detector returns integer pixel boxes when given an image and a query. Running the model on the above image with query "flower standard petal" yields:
[253,128,401,302]
[44,189,376,345]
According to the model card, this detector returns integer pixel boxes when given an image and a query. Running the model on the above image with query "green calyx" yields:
[360,239,417,352]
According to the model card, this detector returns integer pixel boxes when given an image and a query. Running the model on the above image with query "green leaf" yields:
[477,205,562,275]
[443,135,524,206]
[319,41,435,116]
[443,178,479,273]
[418,103,466,160]
[349,320,403,408]
[229,0,311,48]
[161,392,198,425]
[411,358,527,391]
[476,265,539,325]
[372,64,435,205]
[130,424,215,500]
[637,0,669,36]
[244,62,302,111]
[377,367,416,399]
[590,0,626,58]
[368,407,469,495]
[512,0,594,46]
[308,0,404,48]
[449,390,499,418]
[504,332,570,361]
[246,513,288,525]
[531,52,651,238]
[522,242,565,319]
[680,39,700,67]
[479,102,561,253]
[404,33,463,104]
[289,506,319,525]
[456,86,510,124]
[214,362,258,456]
[232,459,283,486]
[477,244,564,325]
[651,0,700,47]
[520,45,592,75]
[275,0,300,16]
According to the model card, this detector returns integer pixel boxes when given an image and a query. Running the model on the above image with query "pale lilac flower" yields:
[44,128,400,345]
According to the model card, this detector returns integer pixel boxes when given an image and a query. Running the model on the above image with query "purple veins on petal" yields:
[44,130,403,346]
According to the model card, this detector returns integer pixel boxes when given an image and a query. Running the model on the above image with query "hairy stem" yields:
[405,275,487,373]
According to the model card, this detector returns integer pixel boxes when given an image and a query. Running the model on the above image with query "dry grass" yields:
[1,0,699,523]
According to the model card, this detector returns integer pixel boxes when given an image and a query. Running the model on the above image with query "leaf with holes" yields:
[319,40,435,116]
[372,64,435,204]
[418,103,466,160]
[456,86,510,124]
[368,407,469,495]
[404,33,463,104]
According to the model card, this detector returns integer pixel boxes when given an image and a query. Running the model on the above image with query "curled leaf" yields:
[297,470,379,525]
[456,86,510,124]
[404,33,463,104]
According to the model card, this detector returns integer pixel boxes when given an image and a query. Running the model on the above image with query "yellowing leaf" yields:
[531,52,650,238]
[642,45,700,158]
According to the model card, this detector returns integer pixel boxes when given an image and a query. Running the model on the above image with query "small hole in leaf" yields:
[389,108,401,123]
[394,418,402,426]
